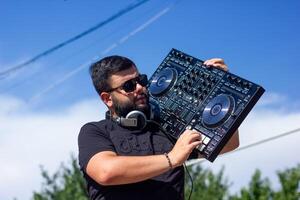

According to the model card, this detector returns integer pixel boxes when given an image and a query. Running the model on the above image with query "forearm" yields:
[86,130,201,186]
[220,130,240,154]
[87,151,173,186]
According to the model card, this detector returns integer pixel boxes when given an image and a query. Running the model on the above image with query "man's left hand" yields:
[204,58,228,72]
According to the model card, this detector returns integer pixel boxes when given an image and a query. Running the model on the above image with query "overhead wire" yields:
[0,0,150,80]
[0,2,158,95]
[0,0,178,101]
[186,127,300,166]
[28,3,175,103]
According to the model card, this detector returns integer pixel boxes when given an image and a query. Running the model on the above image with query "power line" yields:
[186,127,300,166]
[28,5,173,102]
[0,0,150,80]
[0,1,173,96]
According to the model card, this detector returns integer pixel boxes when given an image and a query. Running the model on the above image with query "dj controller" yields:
[148,49,265,162]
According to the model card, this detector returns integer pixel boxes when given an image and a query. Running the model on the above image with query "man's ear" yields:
[100,92,113,108]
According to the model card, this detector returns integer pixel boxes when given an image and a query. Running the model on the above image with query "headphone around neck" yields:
[105,99,160,130]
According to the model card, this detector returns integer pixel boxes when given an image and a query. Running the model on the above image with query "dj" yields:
[78,55,239,200]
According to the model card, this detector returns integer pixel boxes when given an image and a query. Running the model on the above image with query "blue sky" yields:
[1,0,300,109]
[1,0,300,199]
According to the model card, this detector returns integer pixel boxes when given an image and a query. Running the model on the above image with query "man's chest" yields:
[109,130,173,156]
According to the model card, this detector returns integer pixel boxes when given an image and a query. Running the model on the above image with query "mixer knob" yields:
[197,86,202,92]
[242,81,251,89]
[229,75,236,82]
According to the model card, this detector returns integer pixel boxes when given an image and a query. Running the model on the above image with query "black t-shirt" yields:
[78,119,185,200]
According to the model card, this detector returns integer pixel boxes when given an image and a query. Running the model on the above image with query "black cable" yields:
[184,163,194,200]
[148,120,177,145]
[148,120,194,200]
[0,0,150,80]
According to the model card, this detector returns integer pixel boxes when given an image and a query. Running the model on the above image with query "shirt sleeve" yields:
[78,121,115,172]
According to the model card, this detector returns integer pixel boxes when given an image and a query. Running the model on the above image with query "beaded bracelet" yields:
[164,152,173,169]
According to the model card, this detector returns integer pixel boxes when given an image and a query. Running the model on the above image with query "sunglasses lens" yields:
[122,80,136,92]
[139,74,148,86]
[121,74,148,93]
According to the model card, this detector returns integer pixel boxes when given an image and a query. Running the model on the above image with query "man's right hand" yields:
[168,129,202,168]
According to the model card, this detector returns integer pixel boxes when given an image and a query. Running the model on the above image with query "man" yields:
[78,55,239,200]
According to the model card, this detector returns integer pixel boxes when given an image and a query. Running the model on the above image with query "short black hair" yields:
[89,55,136,95]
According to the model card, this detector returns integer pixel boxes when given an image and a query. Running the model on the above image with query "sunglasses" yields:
[107,74,148,93]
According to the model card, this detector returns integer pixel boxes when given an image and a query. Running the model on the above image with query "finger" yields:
[187,132,202,143]
[189,140,202,150]
[205,60,228,72]
[204,58,224,65]
[204,58,223,65]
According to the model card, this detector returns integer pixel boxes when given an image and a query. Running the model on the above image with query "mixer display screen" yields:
[148,49,265,162]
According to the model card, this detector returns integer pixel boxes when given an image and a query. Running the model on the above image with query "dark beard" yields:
[112,93,150,118]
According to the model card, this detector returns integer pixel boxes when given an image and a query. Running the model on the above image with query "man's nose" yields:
[135,82,144,93]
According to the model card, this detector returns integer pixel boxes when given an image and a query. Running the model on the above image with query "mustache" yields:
[136,91,149,100]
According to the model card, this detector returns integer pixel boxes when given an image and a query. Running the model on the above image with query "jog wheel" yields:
[202,94,234,128]
[149,68,177,96]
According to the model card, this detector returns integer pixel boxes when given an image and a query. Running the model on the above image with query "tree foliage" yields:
[184,165,230,200]
[32,156,300,200]
[32,155,88,200]
[229,170,272,200]
[273,164,300,200]
[229,164,300,200]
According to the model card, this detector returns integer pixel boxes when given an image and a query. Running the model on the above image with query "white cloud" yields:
[256,92,287,107]
[0,95,106,200]
[0,92,299,199]
[0,95,25,114]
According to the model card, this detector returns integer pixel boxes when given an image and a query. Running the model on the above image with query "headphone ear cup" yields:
[126,110,147,129]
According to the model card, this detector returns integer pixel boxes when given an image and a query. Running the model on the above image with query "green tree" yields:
[32,155,88,200]
[229,170,272,200]
[273,164,300,200]
[229,165,300,200]
[185,165,230,200]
